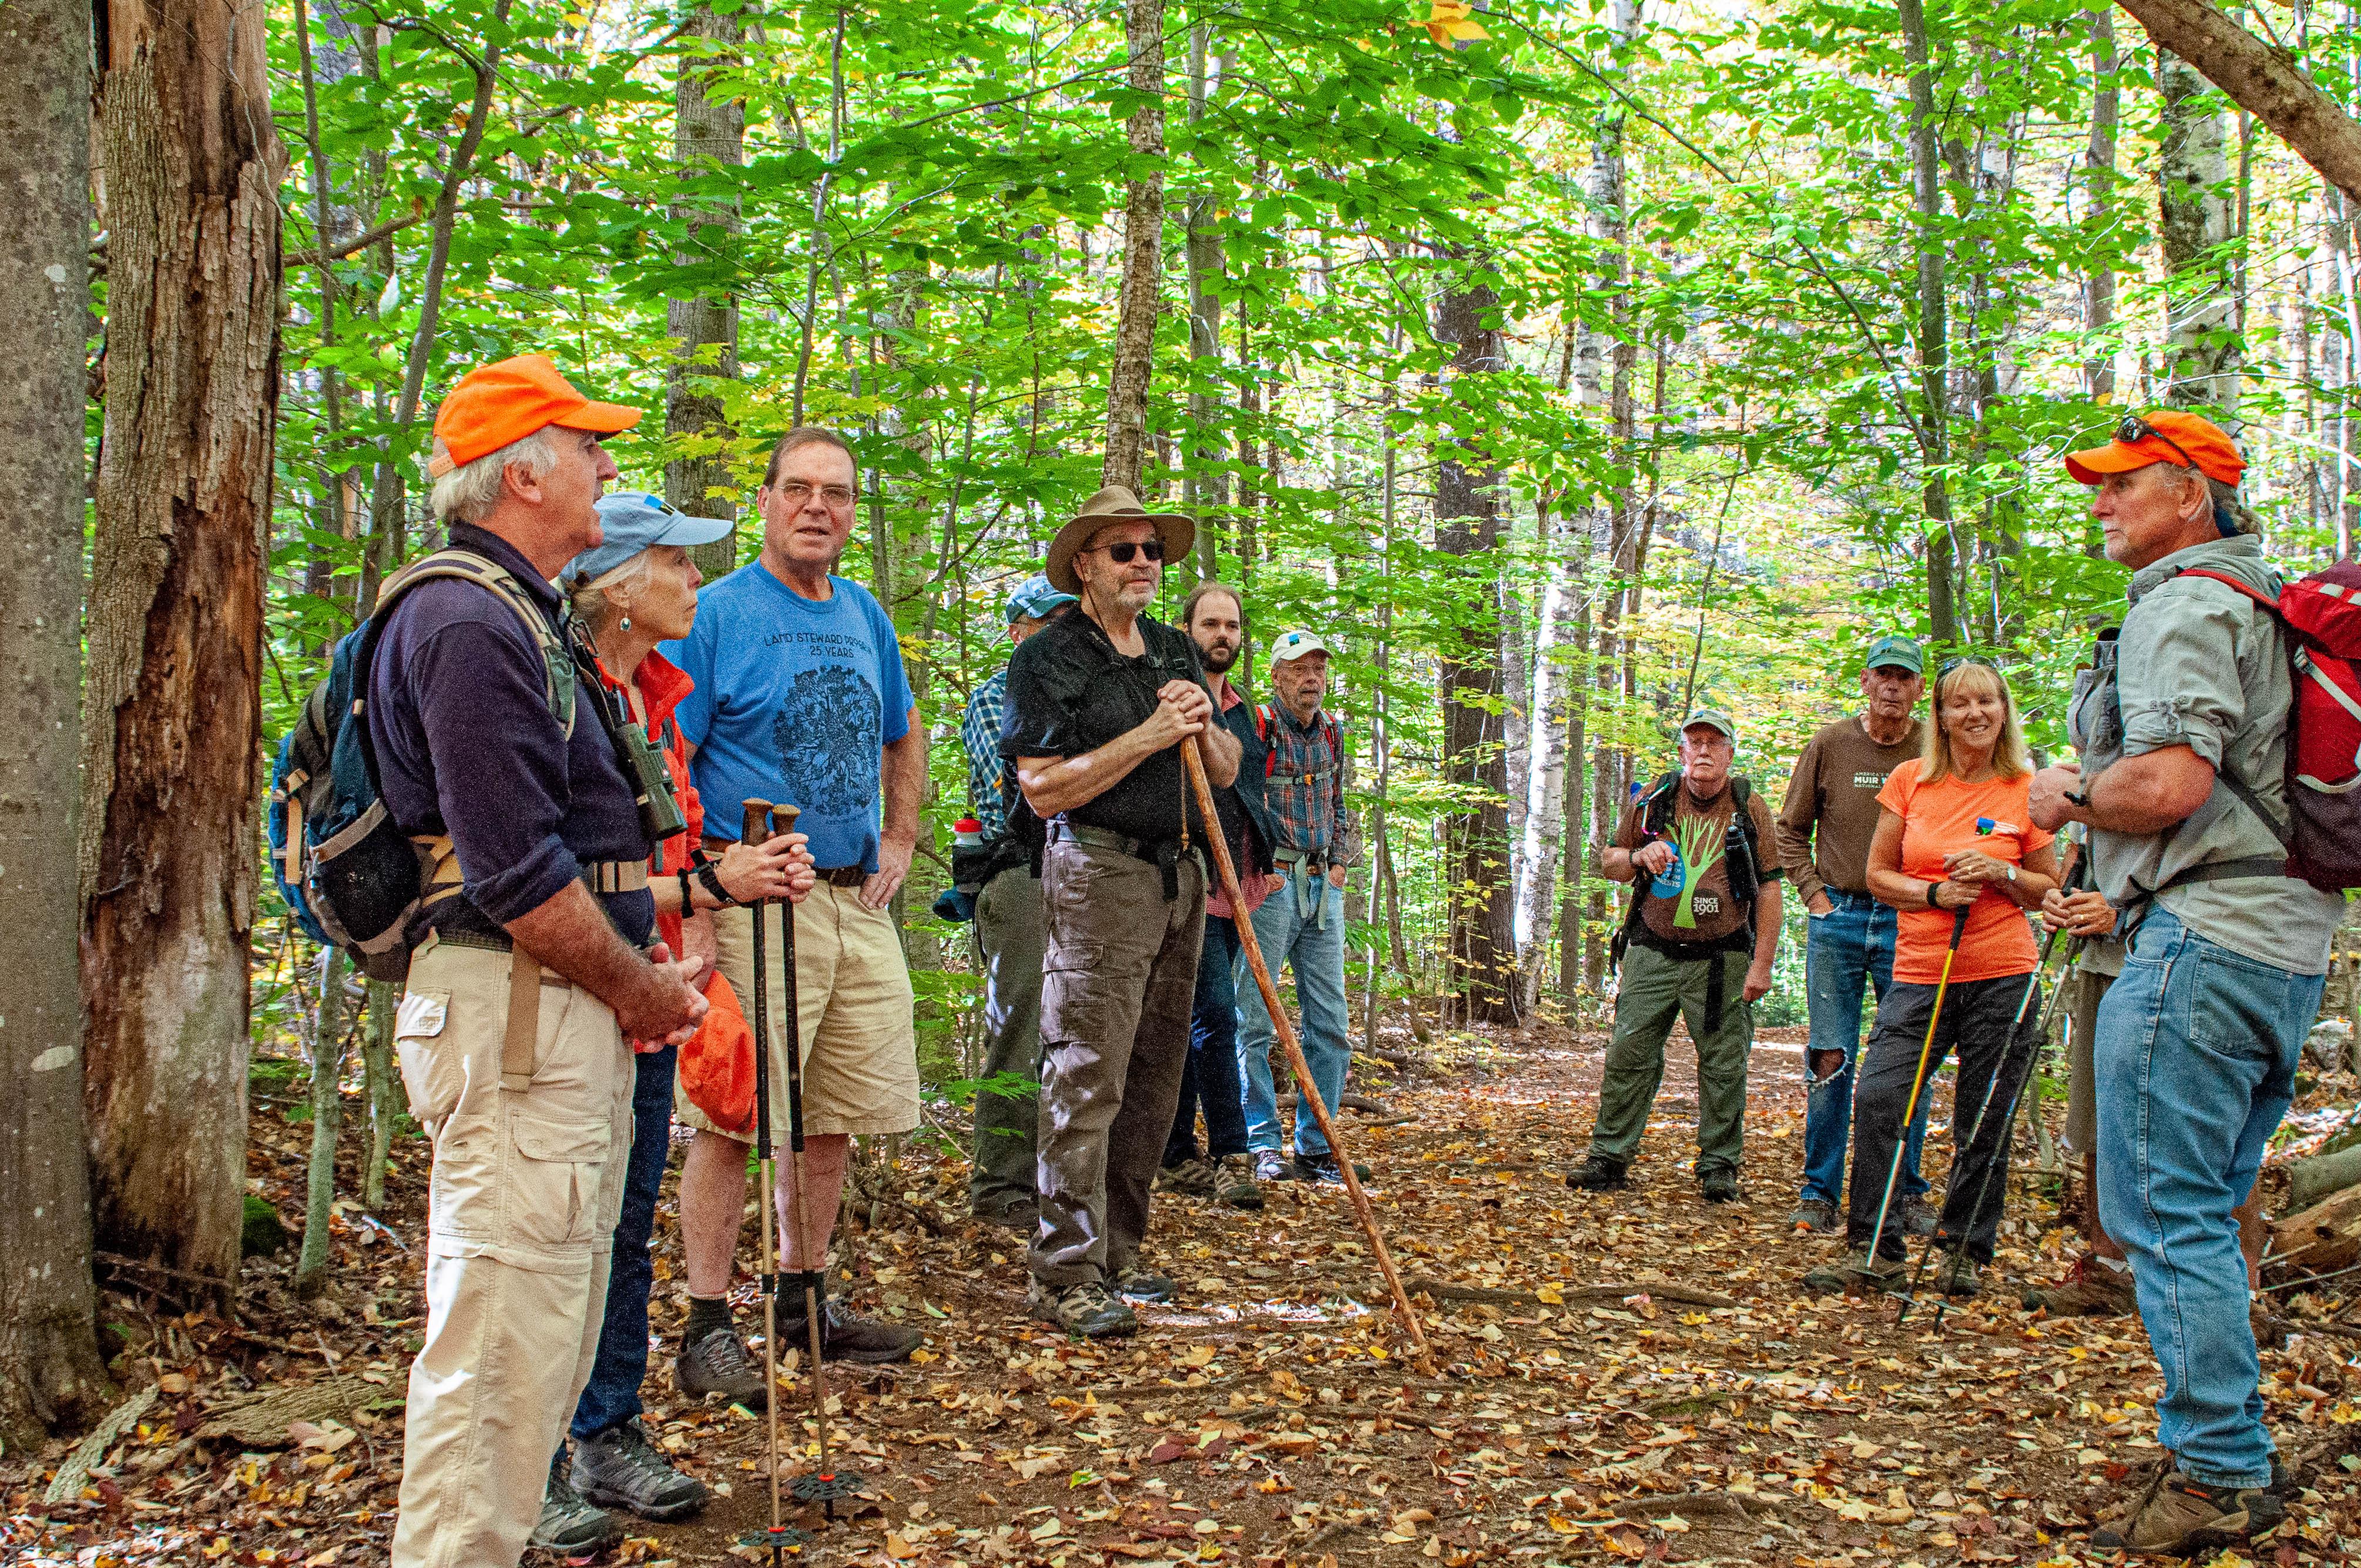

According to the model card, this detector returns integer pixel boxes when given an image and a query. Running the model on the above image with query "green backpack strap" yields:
[376,549,576,738]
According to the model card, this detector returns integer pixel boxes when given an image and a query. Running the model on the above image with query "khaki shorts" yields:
[2065,968,2114,1158]
[675,884,920,1140]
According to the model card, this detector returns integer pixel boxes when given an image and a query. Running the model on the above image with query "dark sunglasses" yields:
[2115,415,2199,472]
[1091,539,1165,564]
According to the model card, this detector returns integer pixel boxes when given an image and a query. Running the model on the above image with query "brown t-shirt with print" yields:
[1774,715,1926,905]
[1614,782,1780,944]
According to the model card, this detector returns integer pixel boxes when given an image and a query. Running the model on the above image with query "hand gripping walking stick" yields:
[766,802,853,1524]
[1859,901,1973,1286]
[1180,737,1434,1373]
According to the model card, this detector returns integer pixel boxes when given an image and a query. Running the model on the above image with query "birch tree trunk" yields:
[1434,253,1520,1025]
[2159,46,2242,411]
[1182,22,1228,573]
[1897,0,1960,646]
[1103,0,1166,493]
[669,2,745,579]
[295,950,346,1298]
[82,0,278,1294]
[2085,5,2121,401]
[0,0,108,1442]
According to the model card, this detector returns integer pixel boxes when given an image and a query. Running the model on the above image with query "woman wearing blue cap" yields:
[528,493,815,1550]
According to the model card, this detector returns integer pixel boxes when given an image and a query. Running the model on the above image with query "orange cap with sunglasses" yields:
[2063,409,2244,487]
[426,353,642,476]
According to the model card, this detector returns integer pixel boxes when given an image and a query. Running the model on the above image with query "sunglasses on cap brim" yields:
[2114,415,2201,472]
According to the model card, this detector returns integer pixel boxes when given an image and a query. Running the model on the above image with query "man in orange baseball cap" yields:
[427,352,642,476]
[2061,409,2248,538]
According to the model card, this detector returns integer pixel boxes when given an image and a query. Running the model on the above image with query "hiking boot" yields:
[781,1290,924,1364]
[1699,1170,1741,1204]
[530,1450,623,1553]
[2021,1254,2135,1316]
[1567,1154,1630,1193]
[675,1321,769,1409]
[2090,1465,2286,1554]
[1903,1194,1940,1238]
[1936,1250,1981,1299]
[1211,1154,1264,1210]
[973,1196,1039,1231]
[1254,1149,1296,1183]
[571,1416,707,1522]
[1113,1265,1176,1304]
[1786,1197,1840,1236]
[1031,1279,1138,1339]
[1295,1152,1371,1184]
[1157,1157,1218,1197]
[1802,1249,1906,1297]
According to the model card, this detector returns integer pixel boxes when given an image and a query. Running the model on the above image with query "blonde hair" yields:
[1923,662,2032,782]
[566,550,663,629]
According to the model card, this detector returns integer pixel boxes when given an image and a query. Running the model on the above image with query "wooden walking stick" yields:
[739,800,794,1563]
[1180,737,1433,1371]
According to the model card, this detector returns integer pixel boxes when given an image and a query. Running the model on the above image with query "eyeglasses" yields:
[770,481,858,509]
[2115,415,2200,472]
[1089,539,1165,564]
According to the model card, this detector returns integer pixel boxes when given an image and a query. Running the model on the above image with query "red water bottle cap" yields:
[955,818,982,833]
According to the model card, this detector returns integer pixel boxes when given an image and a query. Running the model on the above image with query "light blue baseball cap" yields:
[564,492,735,587]
[1005,573,1079,623]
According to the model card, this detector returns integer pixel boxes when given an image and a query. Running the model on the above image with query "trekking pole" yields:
[1859,901,1973,1285]
[767,803,853,1524]
[1180,737,1434,1373]
[1893,935,2084,1328]
[740,800,793,1566]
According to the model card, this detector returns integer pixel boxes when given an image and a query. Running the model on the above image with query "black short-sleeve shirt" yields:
[999,610,1217,846]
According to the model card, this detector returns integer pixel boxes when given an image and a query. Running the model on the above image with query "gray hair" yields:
[428,427,562,523]
[2158,464,2255,536]
[567,549,662,627]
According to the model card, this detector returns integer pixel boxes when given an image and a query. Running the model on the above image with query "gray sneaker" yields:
[530,1450,622,1553]
[1902,1194,1940,1238]
[1786,1197,1840,1236]
[1112,1265,1176,1304]
[1031,1279,1138,1339]
[572,1417,706,1522]
[1253,1149,1296,1183]
[675,1322,769,1409]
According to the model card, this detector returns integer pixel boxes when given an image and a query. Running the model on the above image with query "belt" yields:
[1272,847,1331,871]
[700,834,866,888]
[412,929,581,1093]
[1048,820,1202,901]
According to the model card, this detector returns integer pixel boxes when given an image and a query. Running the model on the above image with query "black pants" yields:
[1847,970,2043,1264]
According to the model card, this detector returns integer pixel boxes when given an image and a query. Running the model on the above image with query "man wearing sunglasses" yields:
[2027,409,2340,1553]
[1001,485,1242,1337]
[661,424,928,1391]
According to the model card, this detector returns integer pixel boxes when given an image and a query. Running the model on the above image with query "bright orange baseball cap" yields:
[2063,409,2244,486]
[425,354,642,476]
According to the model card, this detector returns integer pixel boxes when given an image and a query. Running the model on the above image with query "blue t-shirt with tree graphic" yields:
[662,562,913,871]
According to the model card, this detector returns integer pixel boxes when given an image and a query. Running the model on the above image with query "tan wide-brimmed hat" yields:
[1044,486,1196,596]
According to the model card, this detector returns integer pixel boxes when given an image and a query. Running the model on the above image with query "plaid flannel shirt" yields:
[1260,702,1351,865]
[961,669,1011,840]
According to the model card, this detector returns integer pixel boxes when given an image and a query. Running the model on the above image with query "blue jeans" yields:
[1800,892,1927,1206]
[2097,906,2323,1490]
[1166,915,1250,1166]
[1236,873,1351,1160]
[569,1043,675,1441]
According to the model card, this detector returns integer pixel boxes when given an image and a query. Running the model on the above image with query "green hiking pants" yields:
[1585,941,1755,1178]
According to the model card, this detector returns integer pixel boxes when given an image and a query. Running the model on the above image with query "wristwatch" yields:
[694,857,737,909]
[2005,865,2018,884]
[2065,790,2092,810]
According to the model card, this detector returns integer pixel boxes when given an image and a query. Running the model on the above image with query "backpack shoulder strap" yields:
[373,549,577,738]
[2174,566,2282,614]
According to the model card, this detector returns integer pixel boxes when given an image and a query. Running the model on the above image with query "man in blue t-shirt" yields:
[661,425,927,1381]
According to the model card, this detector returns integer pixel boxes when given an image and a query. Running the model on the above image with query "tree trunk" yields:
[83,0,277,1295]
[361,979,403,1209]
[2158,45,2242,411]
[0,0,108,1444]
[1434,253,1520,1026]
[1896,0,1959,647]
[1102,0,1166,493]
[669,2,744,579]
[2085,5,2120,401]
[1182,21,1228,575]
[2112,0,2361,206]
[295,949,346,1298]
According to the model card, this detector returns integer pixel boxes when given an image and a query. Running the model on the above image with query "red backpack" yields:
[2178,560,2361,892]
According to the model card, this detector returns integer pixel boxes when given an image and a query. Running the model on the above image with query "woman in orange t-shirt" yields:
[1803,660,2058,1301]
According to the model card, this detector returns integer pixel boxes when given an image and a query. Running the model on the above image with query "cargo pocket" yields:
[394,989,458,1136]
[503,1109,612,1254]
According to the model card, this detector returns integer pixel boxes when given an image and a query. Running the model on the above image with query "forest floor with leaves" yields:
[15,1016,2361,1568]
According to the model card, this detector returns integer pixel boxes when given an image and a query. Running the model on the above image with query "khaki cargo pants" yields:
[390,940,633,1568]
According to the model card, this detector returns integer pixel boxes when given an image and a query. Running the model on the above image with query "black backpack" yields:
[1609,771,1762,969]
[267,549,576,981]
